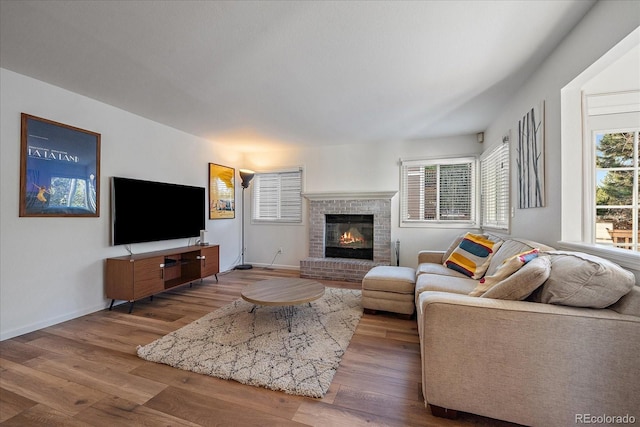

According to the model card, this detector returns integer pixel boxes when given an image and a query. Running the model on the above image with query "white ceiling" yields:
[0,0,595,150]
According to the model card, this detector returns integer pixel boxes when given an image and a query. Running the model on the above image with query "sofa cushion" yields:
[416,262,470,278]
[469,249,539,297]
[444,233,503,279]
[537,251,635,308]
[415,273,476,298]
[481,255,551,300]
[608,286,640,317]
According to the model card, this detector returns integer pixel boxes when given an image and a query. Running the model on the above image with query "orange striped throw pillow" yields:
[444,233,503,279]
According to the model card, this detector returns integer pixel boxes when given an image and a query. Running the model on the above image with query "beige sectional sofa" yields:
[415,234,640,426]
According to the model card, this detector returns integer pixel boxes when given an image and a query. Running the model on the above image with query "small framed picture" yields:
[208,163,235,219]
[20,113,101,217]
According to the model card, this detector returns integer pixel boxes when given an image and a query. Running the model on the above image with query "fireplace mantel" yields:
[302,191,397,201]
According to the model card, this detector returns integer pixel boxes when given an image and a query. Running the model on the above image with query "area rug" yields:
[137,287,362,398]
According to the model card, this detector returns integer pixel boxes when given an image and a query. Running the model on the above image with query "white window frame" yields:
[559,29,640,271]
[480,138,510,231]
[560,89,640,269]
[583,93,639,252]
[251,168,303,224]
[400,156,478,228]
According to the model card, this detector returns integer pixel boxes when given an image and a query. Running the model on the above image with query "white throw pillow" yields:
[481,256,551,301]
[469,249,539,297]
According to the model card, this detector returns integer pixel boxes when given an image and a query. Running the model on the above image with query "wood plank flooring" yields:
[0,268,518,426]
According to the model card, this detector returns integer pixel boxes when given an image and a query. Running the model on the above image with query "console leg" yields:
[128,301,135,314]
[109,299,115,311]
[215,274,218,283]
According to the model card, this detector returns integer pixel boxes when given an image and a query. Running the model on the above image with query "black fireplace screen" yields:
[325,214,374,260]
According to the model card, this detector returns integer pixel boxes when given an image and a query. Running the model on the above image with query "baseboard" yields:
[250,263,300,271]
[0,302,107,341]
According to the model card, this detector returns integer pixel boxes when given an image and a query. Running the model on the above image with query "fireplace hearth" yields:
[325,214,374,260]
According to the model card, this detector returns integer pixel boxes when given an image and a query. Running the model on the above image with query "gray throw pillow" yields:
[442,234,465,263]
[481,256,551,301]
[537,251,635,308]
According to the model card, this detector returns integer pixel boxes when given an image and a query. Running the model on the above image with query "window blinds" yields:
[251,169,302,223]
[400,157,476,225]
[480,142,510,230]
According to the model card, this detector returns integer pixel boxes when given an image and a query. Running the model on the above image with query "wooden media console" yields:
[106,245,219,312]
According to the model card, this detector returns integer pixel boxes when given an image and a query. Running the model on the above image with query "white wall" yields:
[0,69,243,340]
[483,0,639,243]
[242,0,640,280]
[242,135,483,269]
[482,0,639,279]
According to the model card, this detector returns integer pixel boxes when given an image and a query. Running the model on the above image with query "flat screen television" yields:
[111,177,205,246]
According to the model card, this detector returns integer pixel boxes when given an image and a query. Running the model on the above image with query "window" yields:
[251,169,303,223]
[588,104,640,252]
[481,139,510,230]
[560,29,639,270]
[584,93,640,253]
[400,157,477,227]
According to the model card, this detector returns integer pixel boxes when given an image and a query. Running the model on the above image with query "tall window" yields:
[481,139,510,230]
[251,169,303,223]
[400,157,477,227]
[594,130,639,251]
[584,92,640,253]
[560,30,639,270]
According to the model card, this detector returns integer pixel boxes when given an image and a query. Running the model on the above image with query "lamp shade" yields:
[239,169,255,188]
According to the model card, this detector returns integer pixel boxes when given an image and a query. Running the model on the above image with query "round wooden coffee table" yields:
[241,278,325,332]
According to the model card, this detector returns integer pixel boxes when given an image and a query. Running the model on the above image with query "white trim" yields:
[0,302,107,341]
[561,27,640,244]
[302,191,397,201]
[586,90,640,116]
[556,241,640,271]
[401,156,477,167]
[400,221,479,229]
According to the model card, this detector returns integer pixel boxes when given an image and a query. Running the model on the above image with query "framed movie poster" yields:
[20,113,101,217]
[208,163,235,219]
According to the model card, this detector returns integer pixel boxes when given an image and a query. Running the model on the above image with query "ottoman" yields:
[362,265,416,317]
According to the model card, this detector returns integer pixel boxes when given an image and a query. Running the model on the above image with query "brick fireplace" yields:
[300,191,396,282]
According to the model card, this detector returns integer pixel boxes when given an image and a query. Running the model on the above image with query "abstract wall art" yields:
[517,101,545,209]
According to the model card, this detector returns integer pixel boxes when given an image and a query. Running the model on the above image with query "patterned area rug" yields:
[137,287,362,398]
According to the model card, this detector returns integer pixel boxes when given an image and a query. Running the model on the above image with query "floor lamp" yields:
[236,169,255,270]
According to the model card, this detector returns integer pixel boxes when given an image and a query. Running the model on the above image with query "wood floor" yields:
[0,268,517,426]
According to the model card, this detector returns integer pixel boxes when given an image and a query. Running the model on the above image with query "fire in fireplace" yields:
[325,214,374,260]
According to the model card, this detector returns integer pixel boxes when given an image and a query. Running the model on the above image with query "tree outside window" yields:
[595,131,639,251]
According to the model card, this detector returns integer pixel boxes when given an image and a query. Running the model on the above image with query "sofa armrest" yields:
[418,250,445,264]
[418,291,640,426]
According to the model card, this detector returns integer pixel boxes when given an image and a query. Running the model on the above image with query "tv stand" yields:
[106,245,219,313]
